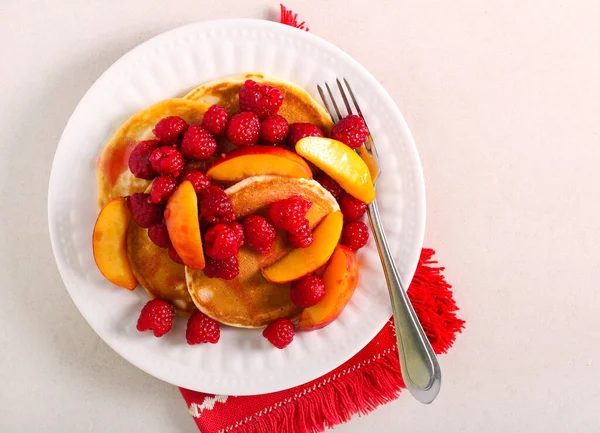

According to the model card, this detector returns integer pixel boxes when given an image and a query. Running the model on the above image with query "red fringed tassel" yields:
[280,4,309,31]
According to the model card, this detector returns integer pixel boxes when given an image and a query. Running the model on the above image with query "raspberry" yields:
[287,123,324,148]
[128,140,159,180]
[150,175,177,204]
[129,193,163,228]
[227,112,260,146]
[267,195,312,233]
[262,318,294,349]
[148,221,171,248]
[290,275,326,308]
[231,222,245,246]
[201,105,229,136]
[181,125,217,160]
[339,194,367,221]
[181,169,211,194]
[136,299,174,337]
[168,246,184,265]
[186,310,220,344]
[203,256,239,280]
[204,223,242,260]
[341,221,369,251]
[152,116,188,144]
[149,146,184,177]
[243,215,276,254]
[315,172,344,201]
[239,80,284,119]
[331,115,369,149]
[200,185,236,224]
[288,223,313,248]
[260,115,289,145]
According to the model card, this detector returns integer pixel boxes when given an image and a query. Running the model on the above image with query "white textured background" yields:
[1,0,599,431]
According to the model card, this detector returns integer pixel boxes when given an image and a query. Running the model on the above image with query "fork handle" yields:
[366,199,442,404]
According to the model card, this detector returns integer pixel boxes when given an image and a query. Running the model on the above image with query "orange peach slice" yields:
[206,146,313,182]
[262,210,343,283]
[164,181,205,270]
[92,197,138,290]
[295,137,375,204]
[298,245,359,329]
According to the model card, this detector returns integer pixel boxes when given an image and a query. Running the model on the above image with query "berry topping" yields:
[149,146,185,177]
[136,299,174,337]
[227,111,261,146]
[201,105,230,136]
[290,275,326,308]
[339,194,367,221]
[181,169,211,194]
[262,318,295,349]
[129,193,163,228]
[128,140,159,180]
[147,221,171,248]
[152,116,188,144]
[239,80,284,119]
[287,123,324,148]
[168,245,184,265]
[331,114,369,149]
[315,172,344,201]
[243,215,276,254]
[204,223,242,260]
[267,195,312,233]
[341,221,369,251]
[260,115,289,145]
[186,311,220,345]
[150,175,178,204]
[203,256,239,280]
[199,185,236,224]
[230,222,245,246]
[288,223,313,248]
[180,125,217,161]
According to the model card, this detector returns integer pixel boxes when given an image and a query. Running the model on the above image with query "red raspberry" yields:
[129,193,163,228]
[315,172,344,201]
[201,105,230,136]
[186,311,220,345]
[181,125,217,161]
[243,215,276,254]
[200,185,236,224]
[181,169,211,194]
[204,223,242,260]
[262,318,294,349]
[150,175,177,204]
[149,146,184,177]
[288,223,313,248]
[152,116,188,144]
[148,221,171,248]
[260,115,289,145]
[239,80,284,119]
[168,246,184,265]
[341,221,369,251]
[227,112,260,146]
[339,194,367,221]
[203,256,239,280]
[136,299,174,337]
[290,275,326,308]
[231,222,245,246]
[287,123,324,148]
[128,140,159,180]
[267,195,312,233]
[331,114,369,149]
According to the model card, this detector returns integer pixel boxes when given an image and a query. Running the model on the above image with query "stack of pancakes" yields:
[97,74,336,327]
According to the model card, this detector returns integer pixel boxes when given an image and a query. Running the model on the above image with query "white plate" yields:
[48,19,425,395]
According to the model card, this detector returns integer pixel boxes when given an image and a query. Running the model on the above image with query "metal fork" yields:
[318,79,442,404]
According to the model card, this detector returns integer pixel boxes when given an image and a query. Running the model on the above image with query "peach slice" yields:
[298,245,359,329]
[206,146,313,182]
[164,181,205,270]
[262,210,343,283]
[92,197,138,290]
[295,137,375,204]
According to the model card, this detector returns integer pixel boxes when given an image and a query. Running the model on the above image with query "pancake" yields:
[184,73,334,136]
[186,176,339,328]
[97,99,209,207]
